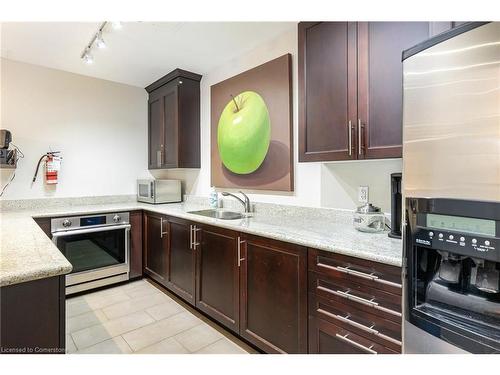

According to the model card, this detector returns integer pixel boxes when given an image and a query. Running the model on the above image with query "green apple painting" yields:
[210,53,293,191]
[217,91,271,174]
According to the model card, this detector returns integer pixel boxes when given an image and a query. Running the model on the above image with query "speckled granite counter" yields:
[0,196,402,287]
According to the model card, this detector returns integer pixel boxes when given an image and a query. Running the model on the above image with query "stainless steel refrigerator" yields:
[402,22,500,353]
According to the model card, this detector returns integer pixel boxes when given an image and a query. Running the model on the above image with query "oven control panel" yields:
[414,226,498,262]
[51,212,130,233]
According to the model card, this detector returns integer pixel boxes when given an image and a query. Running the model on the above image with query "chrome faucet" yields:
[221,191,252,213]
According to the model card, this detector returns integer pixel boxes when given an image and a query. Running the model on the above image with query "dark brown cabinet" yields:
[298,22,358,161]
[239,234,308,354]
[145,69,201,169]
[165,216,196,305]
[129,210,143,280]
[195,224,240,333]
[143,211,168,285]
[357,22,429,158]
[299,22,430,161]
[1,276,65,354]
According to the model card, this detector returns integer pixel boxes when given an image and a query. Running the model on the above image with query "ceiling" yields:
[1,22,295,87]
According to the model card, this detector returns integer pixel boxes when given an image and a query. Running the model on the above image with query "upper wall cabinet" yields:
[145,69,202,169]
[298,22,430,162]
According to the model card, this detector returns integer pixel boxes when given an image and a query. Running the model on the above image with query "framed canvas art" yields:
[210,54,293,191]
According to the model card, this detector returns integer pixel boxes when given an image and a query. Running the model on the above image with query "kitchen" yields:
[0,1,499,371]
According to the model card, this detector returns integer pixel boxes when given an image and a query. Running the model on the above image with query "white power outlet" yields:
[358,186,369,204]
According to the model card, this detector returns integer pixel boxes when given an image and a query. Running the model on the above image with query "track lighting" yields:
[83,50,94,64]
[95,33,106,49]
[81,21,122,65]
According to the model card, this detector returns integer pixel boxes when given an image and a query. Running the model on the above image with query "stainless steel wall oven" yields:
[51,212,130,295]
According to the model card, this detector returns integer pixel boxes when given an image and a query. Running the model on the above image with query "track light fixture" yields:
[82,50,94,64]
[80,21,122,64]
[95,32,106,49]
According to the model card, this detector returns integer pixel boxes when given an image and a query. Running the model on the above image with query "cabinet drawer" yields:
[308,249,402,294]
[309,315,398,354]
[309,271,401,322]
[309,293,401,352]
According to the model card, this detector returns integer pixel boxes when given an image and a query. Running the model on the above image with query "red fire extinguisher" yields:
[33,151,62,185]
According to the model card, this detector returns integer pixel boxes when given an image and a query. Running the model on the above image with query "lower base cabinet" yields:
[0,276,65,354]
[143,212,168,285]
[166,217,196,305]
[239,234,308,354]
[195,224,240,333]
[143,211,402,354]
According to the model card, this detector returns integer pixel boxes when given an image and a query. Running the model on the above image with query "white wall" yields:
[0,58,149,200]
[156,27,402,211]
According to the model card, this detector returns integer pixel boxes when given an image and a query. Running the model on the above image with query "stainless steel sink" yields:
[188,209,243,220]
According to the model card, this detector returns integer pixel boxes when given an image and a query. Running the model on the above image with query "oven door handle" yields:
[51,224,132,241]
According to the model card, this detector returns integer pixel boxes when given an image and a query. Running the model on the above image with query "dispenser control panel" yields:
[414,227,498,262]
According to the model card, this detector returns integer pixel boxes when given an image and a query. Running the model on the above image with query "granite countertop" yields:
[0,198,402,287]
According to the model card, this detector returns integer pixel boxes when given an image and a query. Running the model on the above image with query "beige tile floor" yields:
[66,279,257,354]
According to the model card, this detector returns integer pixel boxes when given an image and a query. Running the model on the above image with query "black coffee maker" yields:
[388,173,402,238]
[405,197,500,353]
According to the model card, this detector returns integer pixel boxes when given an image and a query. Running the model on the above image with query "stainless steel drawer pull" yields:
[335,333,377,354]
[335,313,378,335]
[318,287,379,308]
[335,265,377,280]
[317,308,402,346]
[318,286,402,317]
[319,262,402,289]
[237,236,246,267]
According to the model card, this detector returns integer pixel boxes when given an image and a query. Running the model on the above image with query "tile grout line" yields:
[119,335,135,354]
[124,319,205,353]
[192,338,226,354]
[70,311,156,351]
[66,288,171,324]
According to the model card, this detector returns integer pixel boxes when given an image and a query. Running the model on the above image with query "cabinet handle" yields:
[348,120,352,156]
[358,119,363,156]
[156,149,162,167]
[336,313,378,335]
[189,225,193,250]
[237,236,246,267]
[335,333,377,354]
[160,217,168,238]
[317,286,402,317]
[318,263,402,289]
[192,226,201,250]
[321,287,379,307]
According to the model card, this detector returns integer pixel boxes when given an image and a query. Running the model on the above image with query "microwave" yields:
[137,179,182,204]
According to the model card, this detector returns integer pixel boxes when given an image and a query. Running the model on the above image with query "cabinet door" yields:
[298,22,358,162]
[195,225,239,333]
[166,217,195,305]
[357,22,429,159]
[148,95,163,169]
[143,212,168,285]
[162,84,179,168]
[129,210,143,280]
[239,234,307,353]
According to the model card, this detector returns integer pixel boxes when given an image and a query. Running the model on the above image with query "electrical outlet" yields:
[358,186,369,204]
